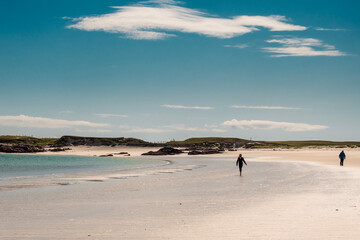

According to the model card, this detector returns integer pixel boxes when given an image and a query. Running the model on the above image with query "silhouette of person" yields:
[339,150,346,166]
[236,154,247,176]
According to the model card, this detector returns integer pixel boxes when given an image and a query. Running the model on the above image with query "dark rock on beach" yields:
[227,148,237,151]
[99,154,114,157]
[188,149,223,155]
[48,147,71,152]
[0,144,45,153]
[142,147,184,156]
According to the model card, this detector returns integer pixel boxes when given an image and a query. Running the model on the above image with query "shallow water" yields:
[0,154,152,178]
[0,154,163,191]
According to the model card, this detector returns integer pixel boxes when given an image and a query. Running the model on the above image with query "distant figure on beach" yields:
[236,154,247,176]
[339,150,346,166]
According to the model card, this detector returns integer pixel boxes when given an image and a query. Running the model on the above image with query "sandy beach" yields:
[1,148,360,239]
[37,145,360,168]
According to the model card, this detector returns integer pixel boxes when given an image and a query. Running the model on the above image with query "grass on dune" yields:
[0,136,58,146]
[266,140,360,148]
[0,136,359,149]
[166,137,249,147]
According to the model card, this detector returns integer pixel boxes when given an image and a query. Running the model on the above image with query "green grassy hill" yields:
[54,135,158,146]
[166,138,360,149]
[165,137,251,148]
[0,136,58,146]
[1,135,359,149]
[265,140,360,149]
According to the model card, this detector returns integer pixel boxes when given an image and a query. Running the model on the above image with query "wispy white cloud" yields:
[74,129,113,133]
[127,128,170,133]
[95,113,128,118]
[162,104,213,110]
[119,125,171,133]
[59,110,74,114]
[222,119,328,132]
[119,123,226,133]
[65,1,306,40]
[263,37,347,57]
[165,124,226,133]
[0,115,109,129]
[230,105,301,110]
[143,0,183,4]
[224,44,248,49]
[315,27,346,31]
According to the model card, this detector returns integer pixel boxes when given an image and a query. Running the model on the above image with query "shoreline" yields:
[13,145,359,169]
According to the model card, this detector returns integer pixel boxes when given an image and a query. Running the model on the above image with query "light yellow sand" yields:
[39,145,360,168]
[229,148,360,168]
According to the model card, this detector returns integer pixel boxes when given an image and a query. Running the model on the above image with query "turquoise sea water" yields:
[0,154,165,191]
[0,154,157,178]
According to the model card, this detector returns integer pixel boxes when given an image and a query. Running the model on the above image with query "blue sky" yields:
[0,0,359,141]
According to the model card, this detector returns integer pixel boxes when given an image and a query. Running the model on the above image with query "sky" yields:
[0,0,359,142]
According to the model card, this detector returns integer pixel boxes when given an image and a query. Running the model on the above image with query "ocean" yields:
[0,154,163,191]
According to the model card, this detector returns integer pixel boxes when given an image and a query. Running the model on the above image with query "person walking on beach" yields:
[339,150,346,166]
[236,154,247,176]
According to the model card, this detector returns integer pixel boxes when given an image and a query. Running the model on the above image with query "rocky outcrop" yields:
[48,147,71,152]
[167,137,249,149]
[188,149,223,155]
[99,154,114,157]
[0,144,45,153]
[142,147,184,156]
[55,136,157,147]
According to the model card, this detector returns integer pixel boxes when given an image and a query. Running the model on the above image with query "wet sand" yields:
[0,149,360,239]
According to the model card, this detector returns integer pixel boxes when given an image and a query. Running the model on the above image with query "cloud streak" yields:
[59,110,74,114]
[126,127,170,133]
[315,27,346,31]
[74,129,113,133]
[230,105,301,110]
[119,123,226,133]
[66,1,306,40]
[263,37,347,57]
[165,124,226,133]
[0,115,109,129]
[224,44,249,49]
[162,104,213,110]
[119,124,171,133]
[222,119,328,132]
[95,113,128,118]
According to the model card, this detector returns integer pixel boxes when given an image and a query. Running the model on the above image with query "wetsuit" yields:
[236,157,247,172]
